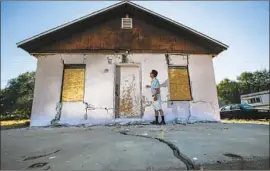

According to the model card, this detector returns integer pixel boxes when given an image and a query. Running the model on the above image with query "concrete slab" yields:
[119,123,270,169]
[1,127,185,170]
[1,123,269,170]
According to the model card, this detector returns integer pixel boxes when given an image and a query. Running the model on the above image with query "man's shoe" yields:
[150,121,158,125]
[159,121,166,125]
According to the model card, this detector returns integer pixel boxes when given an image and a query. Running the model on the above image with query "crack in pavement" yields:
[223,153,244,169]
[27,162,49,169]
[117,130,196,170]
[22,149,61,161]
[223,153,243,159]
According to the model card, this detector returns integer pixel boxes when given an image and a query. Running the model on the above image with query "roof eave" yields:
[125,1,229,49]
[16,0,229,52]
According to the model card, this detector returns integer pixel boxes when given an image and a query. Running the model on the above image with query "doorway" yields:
[115,65,141,118]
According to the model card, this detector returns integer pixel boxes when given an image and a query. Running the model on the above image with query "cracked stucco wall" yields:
[30,55,63,126]
[30,53,219,126]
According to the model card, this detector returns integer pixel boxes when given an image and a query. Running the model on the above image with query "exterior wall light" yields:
[107,56,113,64]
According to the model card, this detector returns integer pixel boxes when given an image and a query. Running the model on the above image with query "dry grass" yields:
[1,119,30,126]
[0,119,269,128]
[221,119,269,125]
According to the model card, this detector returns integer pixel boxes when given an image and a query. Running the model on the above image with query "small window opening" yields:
[121,14,132,29]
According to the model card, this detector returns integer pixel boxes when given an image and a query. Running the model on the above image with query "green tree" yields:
[217,78,241,104]
[217,69,269,105]
[236,72,253,94]
[0,72,35,120]
[250,69,269,92]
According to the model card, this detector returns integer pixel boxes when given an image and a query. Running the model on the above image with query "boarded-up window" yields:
[61,64,86,102]
[168,66,192,101]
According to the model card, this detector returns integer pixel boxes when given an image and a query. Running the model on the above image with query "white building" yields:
[240,90,269,109]
[16,1,228,126]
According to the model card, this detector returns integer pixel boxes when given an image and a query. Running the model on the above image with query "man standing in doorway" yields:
[150,70,166,125]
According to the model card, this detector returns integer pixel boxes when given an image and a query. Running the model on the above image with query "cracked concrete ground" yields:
[1,123,269,170]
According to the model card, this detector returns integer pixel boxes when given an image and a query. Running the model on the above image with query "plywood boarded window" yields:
[168,66,192,101]
[61,64,86,102]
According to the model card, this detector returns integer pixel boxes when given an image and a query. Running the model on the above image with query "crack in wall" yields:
[83,101,114,119]
[51,102,62,124]
[187,102,192,122]
[186,72,217,122]
[116,129,196,170]
[191,100,216,116]
[141,95,176,114]
[52,101,115,124]
[51,58,65,124]
[50,54,217,124]
[142,54,217,123]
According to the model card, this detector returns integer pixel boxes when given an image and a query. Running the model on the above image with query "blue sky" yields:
[1,1,269,89]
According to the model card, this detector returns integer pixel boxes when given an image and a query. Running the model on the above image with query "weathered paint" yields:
[30,53,220,126]
[31,55,63,126]
[116,65,141,118]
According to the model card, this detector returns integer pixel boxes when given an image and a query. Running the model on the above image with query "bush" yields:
[0,72,35,121]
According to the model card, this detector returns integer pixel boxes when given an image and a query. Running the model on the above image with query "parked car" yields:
[220,104,270,119]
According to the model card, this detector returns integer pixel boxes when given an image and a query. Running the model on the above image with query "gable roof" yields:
[17,0,228,54]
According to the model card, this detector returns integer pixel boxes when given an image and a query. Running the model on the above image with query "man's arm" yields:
[153,88,160,96]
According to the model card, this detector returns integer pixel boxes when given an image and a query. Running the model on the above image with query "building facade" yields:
[17,1,228,126]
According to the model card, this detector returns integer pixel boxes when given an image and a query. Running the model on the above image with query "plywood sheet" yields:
[168,68,192,101]
[62,68,85,102]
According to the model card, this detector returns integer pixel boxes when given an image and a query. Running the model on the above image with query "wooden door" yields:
[115,65,141,118]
